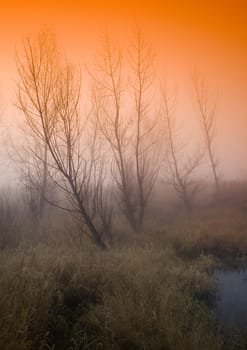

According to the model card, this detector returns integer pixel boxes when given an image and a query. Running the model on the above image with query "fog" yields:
[1,2,247,349]
[0,2,247,184]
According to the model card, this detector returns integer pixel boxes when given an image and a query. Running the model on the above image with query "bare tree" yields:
[15,30,57,220]
[92,30,158,231]
[192,71,220,195]
[91,33,137,230]
[129,29,159,229]
[9,126,51,221]
[162,88,203,210]
[16,30,111,248]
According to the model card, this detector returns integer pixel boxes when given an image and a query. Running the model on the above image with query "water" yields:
[215,269,247,328]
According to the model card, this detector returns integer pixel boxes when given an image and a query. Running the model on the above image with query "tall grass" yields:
[1,184,247,349]
[0,242,221,350]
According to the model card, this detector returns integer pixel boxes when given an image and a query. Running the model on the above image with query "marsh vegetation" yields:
[1,185,247,349]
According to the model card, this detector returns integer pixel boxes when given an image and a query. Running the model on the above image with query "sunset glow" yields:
[1,1,247,179]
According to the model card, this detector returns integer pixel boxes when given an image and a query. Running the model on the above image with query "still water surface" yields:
[215,269,247,328]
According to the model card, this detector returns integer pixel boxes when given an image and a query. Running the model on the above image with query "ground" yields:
[1,201,247,349]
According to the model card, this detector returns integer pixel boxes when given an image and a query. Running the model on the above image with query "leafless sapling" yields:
[192,71,220,196]
[162,88,203,210]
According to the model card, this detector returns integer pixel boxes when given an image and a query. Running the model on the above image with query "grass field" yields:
[1,188,247,349]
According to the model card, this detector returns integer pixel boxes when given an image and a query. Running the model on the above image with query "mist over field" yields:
[1,1,247,349]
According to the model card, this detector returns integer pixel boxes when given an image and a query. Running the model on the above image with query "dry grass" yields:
[1,187,247,349]
[0,241,220,350]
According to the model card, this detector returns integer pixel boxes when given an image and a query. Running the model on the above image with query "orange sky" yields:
[1,1,247,64]
[1,1,247,83]
[1,0,247,179]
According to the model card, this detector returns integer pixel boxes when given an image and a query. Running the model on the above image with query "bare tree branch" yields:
[192,70,220,196]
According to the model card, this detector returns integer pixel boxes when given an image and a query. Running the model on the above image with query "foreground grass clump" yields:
[0,243,220,350]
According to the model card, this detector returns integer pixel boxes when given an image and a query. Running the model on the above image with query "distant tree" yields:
[16,30,112,248]
[162,88,203,210]
[192,71,220,196]
[92,30,158,231]
[9,133,50,221]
